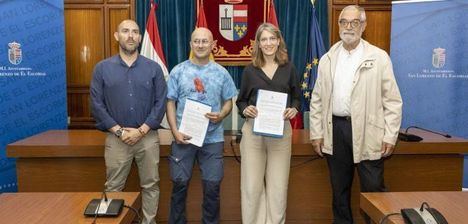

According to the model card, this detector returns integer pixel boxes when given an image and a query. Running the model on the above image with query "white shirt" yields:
[332,41,363,116]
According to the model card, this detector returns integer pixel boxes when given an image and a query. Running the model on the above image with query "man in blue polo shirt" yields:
[90,20,167,224]
[166,27,237,224]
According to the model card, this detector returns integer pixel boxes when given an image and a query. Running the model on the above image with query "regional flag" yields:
[190,0,214,60]
[267,0,279,27]
[196,0,208,28]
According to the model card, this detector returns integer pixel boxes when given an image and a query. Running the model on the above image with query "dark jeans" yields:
[168,142,224,224]
[326,116,386,224]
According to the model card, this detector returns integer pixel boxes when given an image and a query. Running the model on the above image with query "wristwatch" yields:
[115,128,124,138]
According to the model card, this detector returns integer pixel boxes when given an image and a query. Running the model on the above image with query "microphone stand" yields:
[405,126,451,138]
[91,191,107,224]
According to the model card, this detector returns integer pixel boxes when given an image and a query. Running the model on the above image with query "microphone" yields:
[405,126,451,138]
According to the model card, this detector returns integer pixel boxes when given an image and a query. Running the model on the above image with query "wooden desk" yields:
[360,191,468,224]
[0,192,141,224]
[7,129,468,223]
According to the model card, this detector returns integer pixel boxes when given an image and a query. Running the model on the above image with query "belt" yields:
[332,115,351,121]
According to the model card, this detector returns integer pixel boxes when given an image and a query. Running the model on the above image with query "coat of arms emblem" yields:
[8,41,22,65]
[432,47,445,68]
[219,0,248,41]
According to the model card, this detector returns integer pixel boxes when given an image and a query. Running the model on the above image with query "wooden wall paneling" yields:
[330,6,342,47]
[67,91,93,127]
[108,6,132,56]
[362,9,391,52]
[65,7,105,86]
[65,0,104,4]
[66,86,89,113]
[329,4,391,53]
[106,0,131,3]
[359,0,391,5]
[333,0,358,5]
[65,6,105,128]
[105,1,134,57]
[65,1,134,128]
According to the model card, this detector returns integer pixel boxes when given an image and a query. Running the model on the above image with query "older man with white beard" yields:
[309,5,402,224]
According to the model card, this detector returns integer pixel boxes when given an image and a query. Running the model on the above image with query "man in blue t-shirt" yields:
[166,27,237,224]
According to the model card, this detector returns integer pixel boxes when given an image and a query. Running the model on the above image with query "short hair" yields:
[252,23,288,68]
[117,19,140,33]
[339,5,367,22]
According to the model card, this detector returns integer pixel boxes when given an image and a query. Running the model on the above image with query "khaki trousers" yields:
[240,119,292,224]
[105,130,160,224]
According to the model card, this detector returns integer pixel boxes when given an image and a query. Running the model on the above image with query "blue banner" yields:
[0,0,67,192]
[391,0,468,190]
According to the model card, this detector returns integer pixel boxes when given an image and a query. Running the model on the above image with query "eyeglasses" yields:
[192,39,211,46]
[260,36,278,44]
[339,19,363,28]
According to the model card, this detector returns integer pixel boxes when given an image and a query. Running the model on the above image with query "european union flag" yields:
[301,6,326,112]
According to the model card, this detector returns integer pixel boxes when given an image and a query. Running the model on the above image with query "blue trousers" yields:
[168,142,224,224]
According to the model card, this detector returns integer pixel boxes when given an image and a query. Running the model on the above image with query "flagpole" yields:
[232,96,238,130]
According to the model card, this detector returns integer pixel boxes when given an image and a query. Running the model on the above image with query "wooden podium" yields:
[7,129,468,223]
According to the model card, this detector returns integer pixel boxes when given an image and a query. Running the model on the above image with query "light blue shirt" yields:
[167,60,237,144]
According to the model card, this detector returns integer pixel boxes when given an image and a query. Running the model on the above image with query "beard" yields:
[339,31,360,45]
[119,40,139,55]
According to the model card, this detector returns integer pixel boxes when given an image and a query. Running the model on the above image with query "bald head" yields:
[190,27,215,64]
[191,27,213,42]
